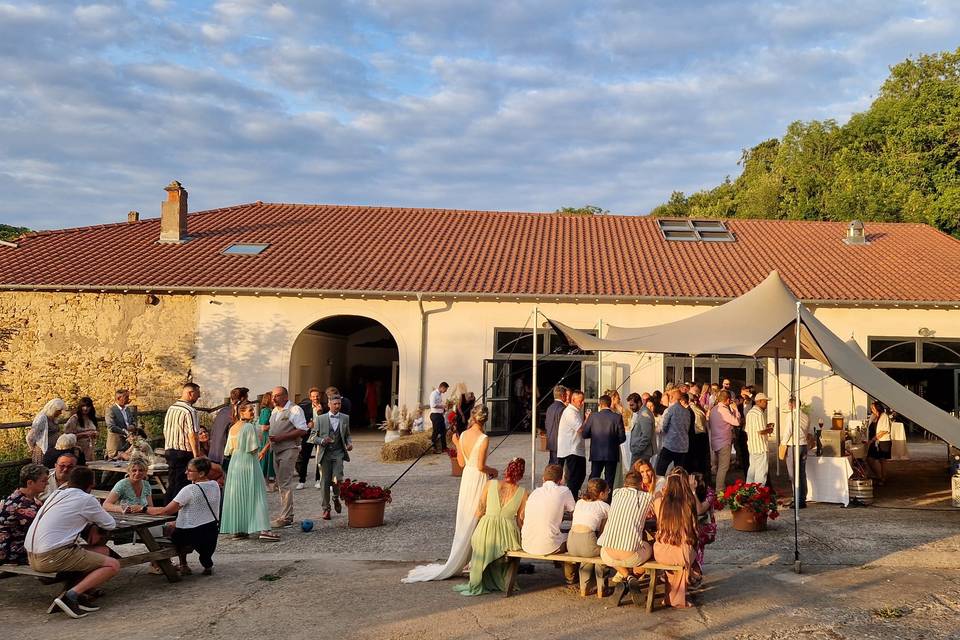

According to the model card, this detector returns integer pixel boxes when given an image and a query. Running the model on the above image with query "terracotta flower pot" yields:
[347,499,387,528]
[731,508,768,532]
[450,455,463,477]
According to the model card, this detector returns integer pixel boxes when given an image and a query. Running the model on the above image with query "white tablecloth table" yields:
[805,456,853,506]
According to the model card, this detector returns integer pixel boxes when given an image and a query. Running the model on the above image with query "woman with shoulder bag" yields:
[147,457,221,575]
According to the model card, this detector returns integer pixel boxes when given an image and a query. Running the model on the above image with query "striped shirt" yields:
[596,487,653,552]
[745,406,769,454]
[163,401,199,452]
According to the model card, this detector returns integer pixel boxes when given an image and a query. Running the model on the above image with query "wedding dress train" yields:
[402,433,488,582]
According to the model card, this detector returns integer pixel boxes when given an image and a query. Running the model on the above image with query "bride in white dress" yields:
[402,405,498,583]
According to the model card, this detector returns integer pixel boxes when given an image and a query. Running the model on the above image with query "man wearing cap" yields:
[744,393,774,484]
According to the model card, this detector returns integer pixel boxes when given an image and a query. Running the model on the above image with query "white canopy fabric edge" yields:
[547,271,960,447]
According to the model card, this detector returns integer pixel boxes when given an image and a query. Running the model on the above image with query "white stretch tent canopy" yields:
[548,271,960,448]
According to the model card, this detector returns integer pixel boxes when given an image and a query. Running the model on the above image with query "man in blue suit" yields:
[582,394,626,486]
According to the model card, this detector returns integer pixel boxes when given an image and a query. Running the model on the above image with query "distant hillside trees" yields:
[0,225,30,242]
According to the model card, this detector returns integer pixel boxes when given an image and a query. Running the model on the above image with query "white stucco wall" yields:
[191,295,960,426]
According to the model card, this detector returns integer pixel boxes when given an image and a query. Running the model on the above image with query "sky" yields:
[2,1,959,230]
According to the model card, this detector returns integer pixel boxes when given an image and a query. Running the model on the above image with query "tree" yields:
[649,47,960,236]
[555,205,609,215]
[0,225,30,242]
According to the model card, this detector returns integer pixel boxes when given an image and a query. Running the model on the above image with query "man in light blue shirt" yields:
[655,388,690,476]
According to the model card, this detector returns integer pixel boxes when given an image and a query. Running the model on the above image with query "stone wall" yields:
[0,292,198,422]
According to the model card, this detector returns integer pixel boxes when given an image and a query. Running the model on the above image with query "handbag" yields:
[195,483,220,532]
[777,444,788,460]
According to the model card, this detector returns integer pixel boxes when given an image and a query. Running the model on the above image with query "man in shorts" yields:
[25,466,119,618]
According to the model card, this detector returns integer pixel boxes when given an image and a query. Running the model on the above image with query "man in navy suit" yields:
[543,385,568,465]
[582,394,626,486]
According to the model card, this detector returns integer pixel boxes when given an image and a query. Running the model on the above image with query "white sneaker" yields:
[314,481,322,489]
[295,482,305,490]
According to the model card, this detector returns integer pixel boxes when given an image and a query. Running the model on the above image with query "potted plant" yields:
[341,478,392,528]
[447,447,463,477]
[716,480,779,532]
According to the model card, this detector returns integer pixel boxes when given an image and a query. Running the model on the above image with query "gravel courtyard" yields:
[3,433,959,639]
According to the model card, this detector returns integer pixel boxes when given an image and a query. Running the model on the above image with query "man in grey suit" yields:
[581,394,626,486]
[313,395,353,520]
[105,389,137,458]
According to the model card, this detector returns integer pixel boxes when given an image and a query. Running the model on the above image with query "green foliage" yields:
[555,205,609,215]
[651,48,960,235]
[0,224,30,242]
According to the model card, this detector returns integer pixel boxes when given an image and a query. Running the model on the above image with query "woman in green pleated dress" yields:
[455,457,528,596]
[221,402,279,541]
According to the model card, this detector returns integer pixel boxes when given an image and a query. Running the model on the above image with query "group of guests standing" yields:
[543,380,783,498]
[160,382,354,536]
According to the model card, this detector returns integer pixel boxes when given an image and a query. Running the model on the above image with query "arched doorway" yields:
[289,315,400,429]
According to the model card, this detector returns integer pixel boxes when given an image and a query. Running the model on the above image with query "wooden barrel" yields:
[848,478,874,504]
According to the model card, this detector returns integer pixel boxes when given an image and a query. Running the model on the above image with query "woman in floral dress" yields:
[0,464,48,565]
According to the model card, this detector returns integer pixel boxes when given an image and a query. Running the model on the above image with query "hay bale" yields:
[380,430,434,462]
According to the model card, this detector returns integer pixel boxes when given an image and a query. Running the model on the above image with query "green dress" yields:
[258,407,275,479]
[454,481,526,596]
[220,421,271,534]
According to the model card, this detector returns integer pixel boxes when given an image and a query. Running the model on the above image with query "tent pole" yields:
[774,349,781,477]
[793,302,802,574]
[597,319,603,402]
[531,306,539,491]
[691,354,696,386]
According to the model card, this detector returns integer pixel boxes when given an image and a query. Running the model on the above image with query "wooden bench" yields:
[1,547,180,581]
[503,551,682,613]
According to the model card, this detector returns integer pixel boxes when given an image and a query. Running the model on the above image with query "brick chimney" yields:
[127,210,139,223]
[159,180,188,243]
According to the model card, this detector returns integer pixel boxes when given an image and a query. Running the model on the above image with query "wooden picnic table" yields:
[0,513,181,584]
[110,512,180,583]
[86,459,169,492]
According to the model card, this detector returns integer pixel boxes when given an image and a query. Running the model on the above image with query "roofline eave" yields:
[1,284,959,308]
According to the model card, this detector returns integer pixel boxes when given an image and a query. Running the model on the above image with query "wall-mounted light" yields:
[919,327,935,337]
[145,294,160,306]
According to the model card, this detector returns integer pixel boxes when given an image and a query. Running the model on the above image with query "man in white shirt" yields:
[557,389,587,499]
[26,466,119,619]
[783,396,811,508]
[745,393,774,484]
[429,382,449,454]
[521,464,577,584]
[268,386,309,527]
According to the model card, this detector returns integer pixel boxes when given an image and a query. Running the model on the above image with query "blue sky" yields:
[2,1,959,229]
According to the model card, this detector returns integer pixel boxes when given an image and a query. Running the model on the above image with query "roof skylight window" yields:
[656,219,735,242]
[223,243,270,255]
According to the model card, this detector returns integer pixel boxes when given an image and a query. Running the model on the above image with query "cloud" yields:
[2,0,960,230]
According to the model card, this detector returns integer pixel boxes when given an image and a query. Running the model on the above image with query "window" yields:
[922,341,960,365]
[223,243,269,255]
[656,218,735,242]
[869,339,918,364]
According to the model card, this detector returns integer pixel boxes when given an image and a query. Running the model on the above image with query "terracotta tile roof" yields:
[3,202,960,303]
